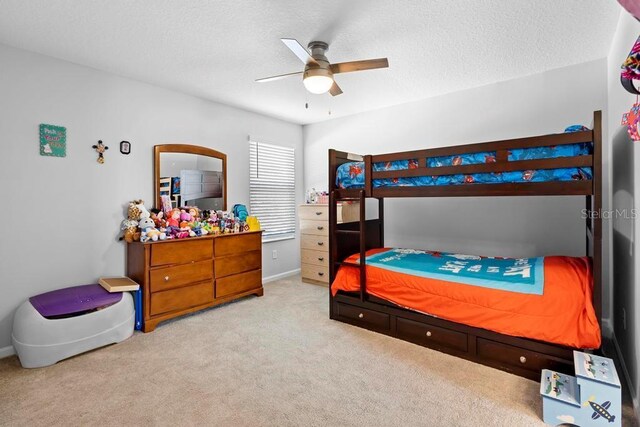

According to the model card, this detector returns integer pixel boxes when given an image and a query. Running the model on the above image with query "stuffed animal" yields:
[144,228,165,242]
[150,209,166,228]
[168,208,181,228]
[188,207,200,220]
[180,209,192,222]
[120,219,140,242]
[127,199,145,221]
[120,199,149,242]
[139,216,155,230]
[233,204,249,222]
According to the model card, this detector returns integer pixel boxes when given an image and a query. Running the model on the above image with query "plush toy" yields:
[247,216,260,231]
[139,216,155,230]
[120,219,140,242]
[143,228,165,242]
[188,207,200,220]
[120,199,150,242]
[168,208,181,228]
[175,230,190,239]
[232,204,249,222]
[150,209,166,228]
[180,209,192,222]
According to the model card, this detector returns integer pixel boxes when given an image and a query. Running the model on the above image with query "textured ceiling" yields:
[0,0,620,124]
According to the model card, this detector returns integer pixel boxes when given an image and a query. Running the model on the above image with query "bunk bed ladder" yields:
[330,189,367,302]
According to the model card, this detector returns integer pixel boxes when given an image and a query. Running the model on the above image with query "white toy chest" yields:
[12,284,134,368]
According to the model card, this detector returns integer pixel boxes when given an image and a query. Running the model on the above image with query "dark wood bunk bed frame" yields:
[328,110,602,380]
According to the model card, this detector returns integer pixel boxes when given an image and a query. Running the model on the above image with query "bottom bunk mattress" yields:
[331,248,600,349]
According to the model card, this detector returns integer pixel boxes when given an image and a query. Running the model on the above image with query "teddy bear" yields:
[120,219,140,243]
[120,199,148,242]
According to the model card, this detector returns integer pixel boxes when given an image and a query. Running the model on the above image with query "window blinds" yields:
[249,141,296,240]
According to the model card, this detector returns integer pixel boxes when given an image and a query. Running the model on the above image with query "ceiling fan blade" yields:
[255,71,303,83]
[330,58,389,74]
[281,38,318,65]
[329,81,343,96]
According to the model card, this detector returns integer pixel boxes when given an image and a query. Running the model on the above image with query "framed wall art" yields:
[39,124,66,157]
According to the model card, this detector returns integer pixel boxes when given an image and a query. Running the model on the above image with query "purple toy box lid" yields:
[29,284,122,318]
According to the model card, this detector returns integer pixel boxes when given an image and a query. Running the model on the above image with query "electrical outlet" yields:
[623,308,627,330]
[272,250,278,260]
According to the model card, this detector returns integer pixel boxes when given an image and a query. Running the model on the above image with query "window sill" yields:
[262,233,295,244]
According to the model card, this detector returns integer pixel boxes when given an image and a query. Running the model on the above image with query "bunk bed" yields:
[328,111,602,380]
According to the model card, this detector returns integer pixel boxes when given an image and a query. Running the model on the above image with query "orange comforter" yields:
[331,248,600,348]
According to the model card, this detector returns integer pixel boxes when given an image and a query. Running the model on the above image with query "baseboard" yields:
[0,344,15,359]
[612,333,639,421]
[263,268,301,284]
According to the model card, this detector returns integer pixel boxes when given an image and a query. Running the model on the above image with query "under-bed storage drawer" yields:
[476,338,572,374]
[396,317,468,353]
[335,303,390,333]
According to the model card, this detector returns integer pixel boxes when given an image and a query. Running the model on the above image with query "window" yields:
[249,141,296,242]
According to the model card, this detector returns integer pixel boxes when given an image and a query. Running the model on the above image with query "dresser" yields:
[299,203,357,285]
[127,231,263,332]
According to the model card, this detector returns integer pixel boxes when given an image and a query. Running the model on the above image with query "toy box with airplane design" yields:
[540,351,620,426]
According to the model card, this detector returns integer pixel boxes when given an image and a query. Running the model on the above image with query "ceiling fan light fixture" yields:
[303,67,334,94]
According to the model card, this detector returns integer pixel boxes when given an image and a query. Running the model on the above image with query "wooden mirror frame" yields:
[154,144,227,210]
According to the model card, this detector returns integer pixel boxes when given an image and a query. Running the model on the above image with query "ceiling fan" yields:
[256,38,389,96]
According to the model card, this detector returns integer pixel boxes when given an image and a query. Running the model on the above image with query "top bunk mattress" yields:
[336,134,593,189]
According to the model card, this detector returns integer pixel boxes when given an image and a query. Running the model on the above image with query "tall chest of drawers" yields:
[299,203,357,285]
[127,231,263,332]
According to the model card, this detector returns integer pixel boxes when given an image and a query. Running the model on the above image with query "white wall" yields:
[0,44,303,351]
[607,10,640,418]
[304,58,610,322]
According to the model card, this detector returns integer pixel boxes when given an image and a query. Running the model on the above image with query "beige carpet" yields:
[0,276,632,426]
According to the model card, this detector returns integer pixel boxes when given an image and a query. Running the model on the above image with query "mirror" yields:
[154,144,227,211]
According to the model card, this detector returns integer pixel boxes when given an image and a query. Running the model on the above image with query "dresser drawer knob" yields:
[315,211,322,215]
[426,331,432,337]
[317,242,324,246]
[519,356,527,364]
[318,272,324,276]
[358,313,364,319]
[164,276,170,282]
[318,257,324,261]
[317,226,324,230]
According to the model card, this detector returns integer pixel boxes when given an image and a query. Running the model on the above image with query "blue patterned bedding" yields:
[336,129,593,189]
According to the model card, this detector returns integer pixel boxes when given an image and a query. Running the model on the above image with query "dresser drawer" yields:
[301,249,328,267]
[215,232,262,257]
[396,317,468,353]
[215,250,261,278]
[150,281,213,316]
[216,269,262,298]
[335,303,390,333]
[150,260,213,293]
[300,219,328,236]
[301,263,329,283]
[301,234,328,251]
[299,205,328,221]
[150,239,213,266]
[476,338,572,374]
